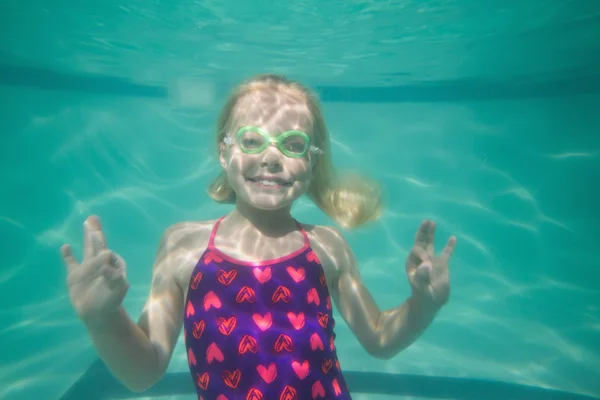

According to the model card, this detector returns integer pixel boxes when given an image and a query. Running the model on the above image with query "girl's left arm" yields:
[318,220,457,359]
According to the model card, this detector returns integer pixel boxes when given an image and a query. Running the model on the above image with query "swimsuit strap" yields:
[207,216,226,249]
[294,219,310,247]
[208,215,310,249]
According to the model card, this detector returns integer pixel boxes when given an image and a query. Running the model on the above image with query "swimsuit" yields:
[183,216,352,399]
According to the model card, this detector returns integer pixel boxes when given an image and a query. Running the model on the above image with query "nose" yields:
[260,144,282,169]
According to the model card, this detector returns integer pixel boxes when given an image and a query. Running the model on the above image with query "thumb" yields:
[97,250,128,282]
[111,252,127,280]
[100,264,127,284]
[414,263,431,284]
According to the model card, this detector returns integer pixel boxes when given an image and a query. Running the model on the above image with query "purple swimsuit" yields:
[183,216,352,400]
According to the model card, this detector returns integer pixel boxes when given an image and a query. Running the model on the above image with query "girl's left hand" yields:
[405,220,457,310]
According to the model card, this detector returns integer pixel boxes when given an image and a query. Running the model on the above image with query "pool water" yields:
[1,2,599,400]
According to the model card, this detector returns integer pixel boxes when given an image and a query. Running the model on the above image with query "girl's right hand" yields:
[61,215,129,327]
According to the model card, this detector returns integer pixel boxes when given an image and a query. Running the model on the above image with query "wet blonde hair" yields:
[207,74,383,229]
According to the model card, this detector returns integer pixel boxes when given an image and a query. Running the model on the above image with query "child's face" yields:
[220,89,316,211]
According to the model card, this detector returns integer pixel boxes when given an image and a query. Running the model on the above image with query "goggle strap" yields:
[309,145,323,155]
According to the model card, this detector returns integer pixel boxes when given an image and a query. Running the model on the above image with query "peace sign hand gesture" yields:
[406,220,457,310]
[61,216,129,326]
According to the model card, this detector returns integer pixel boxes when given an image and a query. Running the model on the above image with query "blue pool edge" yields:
[2,63,600,103]
[58,358,600,400]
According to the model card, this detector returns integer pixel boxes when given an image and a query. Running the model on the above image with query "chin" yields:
[235,181,309,211]
[242,192,298,211]
[251,201,293,211]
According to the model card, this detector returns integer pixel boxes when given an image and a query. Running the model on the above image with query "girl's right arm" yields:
[63,218,185,393]
[90,230,183,392]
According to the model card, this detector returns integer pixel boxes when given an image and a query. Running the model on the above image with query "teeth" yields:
[249,178,290,186]
[258,180,281,186]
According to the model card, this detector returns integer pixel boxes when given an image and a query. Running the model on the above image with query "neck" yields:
[229,200,296,238]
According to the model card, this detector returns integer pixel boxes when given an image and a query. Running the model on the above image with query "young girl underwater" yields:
[61,74,457,400]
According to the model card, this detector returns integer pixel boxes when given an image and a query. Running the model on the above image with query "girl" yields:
[61,74,457,400]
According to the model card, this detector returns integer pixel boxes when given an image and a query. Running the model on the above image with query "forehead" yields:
[230,89,314,134]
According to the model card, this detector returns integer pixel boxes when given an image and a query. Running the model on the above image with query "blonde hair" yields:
[207,74,383,229]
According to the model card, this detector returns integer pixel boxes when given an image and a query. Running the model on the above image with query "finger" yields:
[100,261,129,292]
[97,249,114,266]
[441,236,457,263]
[100,264,127,285]
[415,264,431,282]
[411,246,430,264]
[414,220,434,252]
[409,260,431,284]
[91,250,126,276]
[84,216,107,260]
[88,215,107,254]
[70,247,107,280]
[90,216,107,254]
[91,229,107,256]
[61,244,79,271]
[83,218,94,260]
[111,253,127,279]
[426,221,436,253]
[79,249,113,277]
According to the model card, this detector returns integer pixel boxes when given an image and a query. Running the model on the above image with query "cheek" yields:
[224,156,248,182]
[290,161,313,182]
[226,151,255,172]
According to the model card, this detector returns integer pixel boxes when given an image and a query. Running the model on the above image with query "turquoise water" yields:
[1,2,600,400]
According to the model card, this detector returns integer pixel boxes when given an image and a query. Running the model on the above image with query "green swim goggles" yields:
[223,126,323,159]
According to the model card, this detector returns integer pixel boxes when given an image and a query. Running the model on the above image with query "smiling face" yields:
[219,88,318,211]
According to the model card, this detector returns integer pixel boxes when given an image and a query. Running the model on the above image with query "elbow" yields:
[363,310,417,359]
[365,345,398,360]
[374,351,395,360]
[361,315,400,360]
[123,379,157,394]
[362,337,395,360]
[119,368,164,393]
[362,332,407,360]
[126,385,147,394]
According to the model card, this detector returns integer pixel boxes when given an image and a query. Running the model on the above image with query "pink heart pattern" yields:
[182,217,351,399]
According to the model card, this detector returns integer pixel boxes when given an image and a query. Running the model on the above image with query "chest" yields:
[183,248,336,343]
[176,234,339,306]
[189,248,329,302]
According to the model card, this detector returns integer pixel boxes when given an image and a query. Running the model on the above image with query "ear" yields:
[219,143,227,169]
[219,142,227,169]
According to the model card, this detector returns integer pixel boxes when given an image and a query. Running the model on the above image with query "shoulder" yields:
[161,220,216,248]
[151,219,219,288]
[301,223,356,275]
[303,224,348,248]
[154,219,218,268]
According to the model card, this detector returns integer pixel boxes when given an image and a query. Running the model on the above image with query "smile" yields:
[246,176,293,188]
